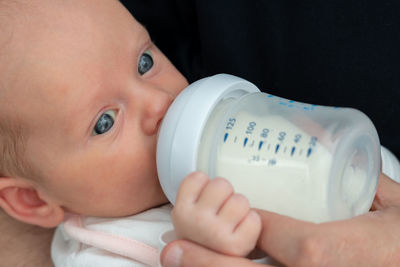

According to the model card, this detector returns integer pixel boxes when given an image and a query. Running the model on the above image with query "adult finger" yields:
[256,204,400,266]
[160,239,269,267]
[372,173,400,210]
[255,209,317,266]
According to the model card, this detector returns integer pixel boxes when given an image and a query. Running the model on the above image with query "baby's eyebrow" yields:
[59,89,99,140]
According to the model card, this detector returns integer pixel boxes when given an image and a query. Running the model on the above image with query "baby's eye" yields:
[138,50,154,75]
[92,110,116,135]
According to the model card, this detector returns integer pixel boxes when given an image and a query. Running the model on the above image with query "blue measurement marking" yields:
[258,141,264,150]
[291,147,296,156]
[224,133,229,142]
[303,104,317,111]
[243,137,248,147]
[307,148,312,157]
[275,144,280,154]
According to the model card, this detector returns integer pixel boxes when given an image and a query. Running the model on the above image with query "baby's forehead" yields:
[1,0,145,124]
[1,1,126,86]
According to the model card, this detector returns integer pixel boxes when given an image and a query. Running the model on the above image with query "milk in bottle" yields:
[157,74,381,223]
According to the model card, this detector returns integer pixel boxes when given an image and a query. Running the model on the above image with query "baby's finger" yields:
[217,193,251,227]
[235,210,261,235]
[161,239,266,267]
[229,210,262,256]
[174,172,210,204]
[196,177,234,213]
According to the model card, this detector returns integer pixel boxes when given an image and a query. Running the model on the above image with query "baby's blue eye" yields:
[138,50,153,75]
[93,110,116,135]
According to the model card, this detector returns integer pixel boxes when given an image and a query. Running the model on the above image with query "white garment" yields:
[51,204,173,267]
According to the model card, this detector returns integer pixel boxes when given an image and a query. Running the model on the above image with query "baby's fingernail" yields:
[162,245,182,267]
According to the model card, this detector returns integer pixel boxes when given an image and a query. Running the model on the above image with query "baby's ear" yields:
[0,177,64,228]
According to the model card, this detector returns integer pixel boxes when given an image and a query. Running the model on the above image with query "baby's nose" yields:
[141,89,174,136]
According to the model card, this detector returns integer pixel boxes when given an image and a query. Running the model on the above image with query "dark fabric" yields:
[122,0,400,157]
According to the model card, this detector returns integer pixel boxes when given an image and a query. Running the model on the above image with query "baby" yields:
[0,0,261,266]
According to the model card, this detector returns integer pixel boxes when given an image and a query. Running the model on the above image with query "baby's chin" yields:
[73,195,169,218]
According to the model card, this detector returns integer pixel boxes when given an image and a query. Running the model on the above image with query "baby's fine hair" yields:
[0,0,31,178]
[0,119,27,177]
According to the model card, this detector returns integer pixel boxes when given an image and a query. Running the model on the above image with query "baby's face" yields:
[1,0,188,216]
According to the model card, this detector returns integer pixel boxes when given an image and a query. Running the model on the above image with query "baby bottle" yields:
[157,74,381,223]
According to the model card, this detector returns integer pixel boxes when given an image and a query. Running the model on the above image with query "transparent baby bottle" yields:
[157,74,381,223]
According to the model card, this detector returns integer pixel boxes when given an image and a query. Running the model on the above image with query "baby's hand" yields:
[171,172,261,257]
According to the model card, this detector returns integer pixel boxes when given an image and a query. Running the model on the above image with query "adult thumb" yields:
[372,173,400,210]
[160,240,264,267]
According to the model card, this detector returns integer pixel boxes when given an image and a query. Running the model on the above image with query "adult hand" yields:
[160,173,400,267]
